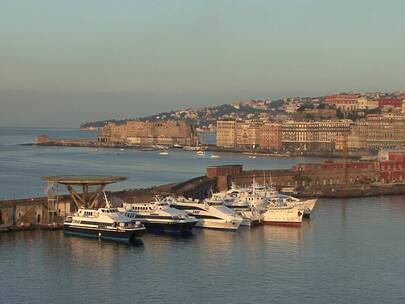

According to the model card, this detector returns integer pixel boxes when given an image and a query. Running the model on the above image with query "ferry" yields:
[63,207,145,243]
[204,194,261,227]
[262,205,303,226]
[166,197,243,230]
[121,199,198,234]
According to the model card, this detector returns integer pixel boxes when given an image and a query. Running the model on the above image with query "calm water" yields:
[0,128,405,304]
[0,127,320,200]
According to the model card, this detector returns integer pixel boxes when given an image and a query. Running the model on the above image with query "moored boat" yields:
[120,199,198,234]
[63,207,145,243]
[262,205,303,226]
[167,197,243,230]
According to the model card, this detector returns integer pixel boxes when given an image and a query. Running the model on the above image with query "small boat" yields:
[248,155,256,159]
[159,150,169,155]
[210,154,220,159]
[196,150,205,156]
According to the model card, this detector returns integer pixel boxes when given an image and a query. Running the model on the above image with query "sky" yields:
[1,0,405,127]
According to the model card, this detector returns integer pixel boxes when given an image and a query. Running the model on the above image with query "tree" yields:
[336,108,345,119]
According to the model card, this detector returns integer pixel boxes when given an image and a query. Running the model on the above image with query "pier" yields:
[2,161,405,233]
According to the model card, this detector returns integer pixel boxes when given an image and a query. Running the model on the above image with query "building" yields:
[366,115,405,150]
[98,120,198,146]
[357,97,379,110]
[282,120,351,151]
[324,94,360,111]
[236,121,261,148]
[378,98,402,110]
[216,120,237,148]
[259,123,282,150]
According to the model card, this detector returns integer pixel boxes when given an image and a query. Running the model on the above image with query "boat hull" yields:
[63,225,145,244]
[262,221,302,226]
[143,221,197,234]
[262,207,303,227]
[195,219,241,230]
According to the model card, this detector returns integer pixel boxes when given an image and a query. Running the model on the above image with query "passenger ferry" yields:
[205,194,261,227]
[64,207,145,243]
[121,199,198,234]
[262,205,303,226]
[166,197,243,230]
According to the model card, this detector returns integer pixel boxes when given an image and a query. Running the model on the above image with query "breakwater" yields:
[2,164,405,232]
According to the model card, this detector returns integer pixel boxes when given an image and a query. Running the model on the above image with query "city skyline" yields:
[1,0,405,127]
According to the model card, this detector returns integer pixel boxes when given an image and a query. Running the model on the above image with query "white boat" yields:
[64,207,145,243]
[196,150,205,156]
[166,197,242,230]
[210,154,220,159]
[262,205,303,226]
[159,150,169,155]
[205,193,261,227]
[276,195,317,218]
[183,146,200,151]
[120,199,198,234]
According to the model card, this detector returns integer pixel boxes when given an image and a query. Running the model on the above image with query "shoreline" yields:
[30,140,365,160]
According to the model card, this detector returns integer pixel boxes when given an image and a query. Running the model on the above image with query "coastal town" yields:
[42,91,405,156]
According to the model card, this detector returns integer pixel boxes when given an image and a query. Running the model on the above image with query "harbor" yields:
[1,127,405,304]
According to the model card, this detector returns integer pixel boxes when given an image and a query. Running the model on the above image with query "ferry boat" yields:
[222,200,262,227]
[262,205,303,226]
[120,199,198,234]
[205,194,261,227]
[63,207,145,243]
[167,197,243,230]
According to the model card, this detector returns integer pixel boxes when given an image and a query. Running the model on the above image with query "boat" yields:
[63,194,145,243]
[141,146,156,151]
[210,154,220,159]
[173,144,183,148]
[159,150,169,155]
[204,192,261,227]
[222,199,262,227]
[276,195,317,218]
[262,205,303,226]
[120,199,198,234]
[166,197,243,230]
[196,150,205,156]
[183,146,200,151]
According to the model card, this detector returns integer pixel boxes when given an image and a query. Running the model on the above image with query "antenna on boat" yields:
[103,191,111,208]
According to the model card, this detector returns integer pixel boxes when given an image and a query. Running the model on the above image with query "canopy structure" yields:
[42,175,127,211]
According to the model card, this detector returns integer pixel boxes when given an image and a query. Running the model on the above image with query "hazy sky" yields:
[1,0,405,127]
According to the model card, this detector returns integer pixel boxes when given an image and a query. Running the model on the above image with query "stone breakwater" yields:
[2,168,405,233]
